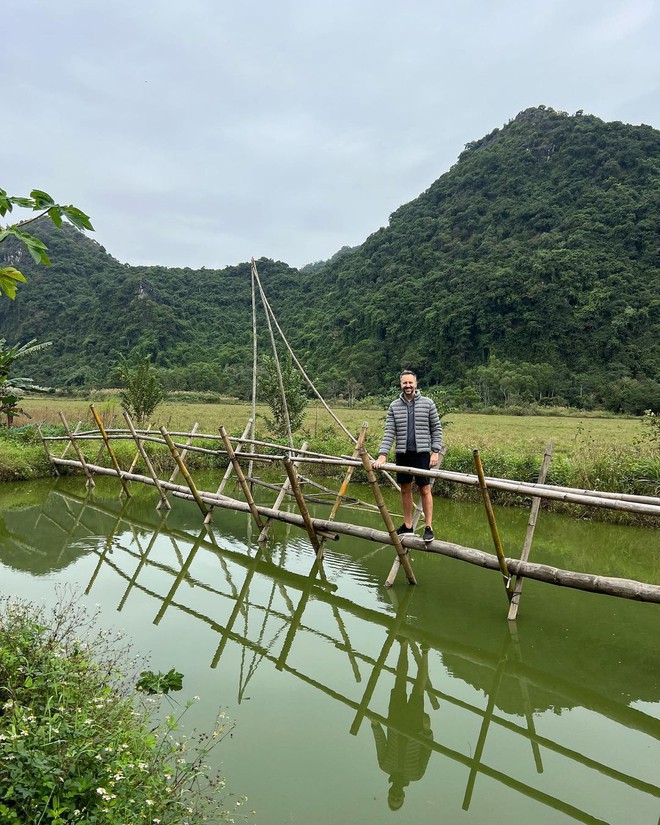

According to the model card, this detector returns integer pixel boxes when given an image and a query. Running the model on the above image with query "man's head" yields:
[400,370,417,399]
[388,779,406,810]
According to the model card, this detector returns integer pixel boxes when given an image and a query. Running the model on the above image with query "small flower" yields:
[96,787,107,795]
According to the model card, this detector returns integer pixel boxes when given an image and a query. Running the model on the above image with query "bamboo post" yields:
[473,449,512,601]
[315,423,369,562]
[283,455,321,555]
[385,446,447,587]
[249,260,258,482]
[123,411,171,510]
[61,420,82,460]
[159,426,208,518]
[219,426,265,531]
[90,405,131,498]
[167,422,200,484]
[252,260,294,448]
[258,440,308,541]
[58,411,96,489]
[204,417,253,524]
[359,446,417,585]
[36,423,60,475]
[251,262,401,491]
[128,423,152,475]
[508,443,553,621]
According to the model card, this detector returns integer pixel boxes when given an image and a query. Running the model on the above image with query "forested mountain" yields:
[2,106,659,412]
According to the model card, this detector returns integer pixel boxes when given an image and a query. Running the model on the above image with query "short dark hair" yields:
[400,369,417,379]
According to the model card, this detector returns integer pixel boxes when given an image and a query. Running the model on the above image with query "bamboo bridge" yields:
[36,259,660,614]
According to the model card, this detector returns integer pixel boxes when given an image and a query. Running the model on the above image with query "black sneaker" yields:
[396,524,413,536]
[423,526,434,543]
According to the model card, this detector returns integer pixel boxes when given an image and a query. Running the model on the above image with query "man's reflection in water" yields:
[371,640,433,810]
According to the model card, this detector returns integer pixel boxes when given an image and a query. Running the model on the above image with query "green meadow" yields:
[1,397,657,522]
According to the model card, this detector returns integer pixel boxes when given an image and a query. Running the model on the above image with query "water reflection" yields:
[1,482,659,824]
[371,639,433,810]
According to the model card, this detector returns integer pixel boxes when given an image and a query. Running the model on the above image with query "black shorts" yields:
[395,451,431,487]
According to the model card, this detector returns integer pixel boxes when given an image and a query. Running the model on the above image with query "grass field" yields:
[3,397,657,516]
[21,396,645,458]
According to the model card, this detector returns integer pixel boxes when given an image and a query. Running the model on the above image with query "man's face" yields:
[400,373,417,398]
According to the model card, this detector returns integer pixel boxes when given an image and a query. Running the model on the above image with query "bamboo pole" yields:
[251,262,401,491]
[60,420,82,460]
[128,423,152,475]
[508,443,553,621]
[167,422,200,484]
[258,440,308,541]
[90,405,131,498]
[159,426,208,518]
[474,449,512,601]
[123,411,171,510]
[205,418,253,524]
[49,455,660,604]
[283,455,321,555]
[58,412,95,488]
[249,261,259,482]
[385,446,447,587]
[316,425,368,561]
[359,446,417,585]
[219,426,264,531]
[36,423,59,475]
[252,260,294,448]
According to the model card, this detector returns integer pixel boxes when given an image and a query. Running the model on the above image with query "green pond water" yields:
[0,474,659,825]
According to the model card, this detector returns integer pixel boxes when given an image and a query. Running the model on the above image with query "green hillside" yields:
[2,106,659,413]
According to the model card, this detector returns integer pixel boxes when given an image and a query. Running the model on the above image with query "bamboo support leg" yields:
[359,448,416,585]
[58,412,96,489]
[473,449,512,601]
[128,424,152,475]
[90,405,131,497]
[205,418,253,524]
[167,422,200,484]
[123,412,171,510]
[60,420,82,460]
[219,426,264,531]
[508,443,553,621]
[283,456,321,555]
[385,447,447,586]
[258,440,308,541]
[36,423,60,476]
[160,426,208,518]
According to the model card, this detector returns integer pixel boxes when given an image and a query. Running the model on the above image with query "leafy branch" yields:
[0,187,93,298]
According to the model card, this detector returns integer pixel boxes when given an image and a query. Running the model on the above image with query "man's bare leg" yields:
[401,482,414,527]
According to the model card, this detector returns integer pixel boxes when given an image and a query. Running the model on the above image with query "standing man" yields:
[373,370,442,542]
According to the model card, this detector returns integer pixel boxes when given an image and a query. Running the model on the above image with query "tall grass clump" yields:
[0,590,246,824]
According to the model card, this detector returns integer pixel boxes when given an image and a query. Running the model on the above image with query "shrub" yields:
[0,590,246,824]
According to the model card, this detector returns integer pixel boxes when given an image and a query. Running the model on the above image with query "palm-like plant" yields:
[0,338,51,426]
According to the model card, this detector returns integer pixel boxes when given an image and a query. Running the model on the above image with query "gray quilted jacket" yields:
[378,390,442,455]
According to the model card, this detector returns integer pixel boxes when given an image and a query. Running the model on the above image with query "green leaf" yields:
[9,197,34,209]
[29,189,55,209]
[62,205,94,232]
[47,206,63,228]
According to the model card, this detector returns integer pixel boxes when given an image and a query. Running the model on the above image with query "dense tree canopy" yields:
[1,107,658,413]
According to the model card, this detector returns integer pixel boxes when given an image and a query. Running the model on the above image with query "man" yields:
[373,370,442,542]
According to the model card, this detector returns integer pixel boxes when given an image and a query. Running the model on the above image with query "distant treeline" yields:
[1,106,658,414]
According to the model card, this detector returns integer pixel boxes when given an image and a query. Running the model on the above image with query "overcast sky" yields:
[4,0,659,270]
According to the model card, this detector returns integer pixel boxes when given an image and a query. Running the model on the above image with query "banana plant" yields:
[0,338,51,426]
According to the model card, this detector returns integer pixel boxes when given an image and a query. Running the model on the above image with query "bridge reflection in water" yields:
[7,486,660,825]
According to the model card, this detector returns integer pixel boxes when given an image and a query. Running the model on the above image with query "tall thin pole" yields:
[473,449,512,601]
[249,259,259,481]
[252,259,294,447]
